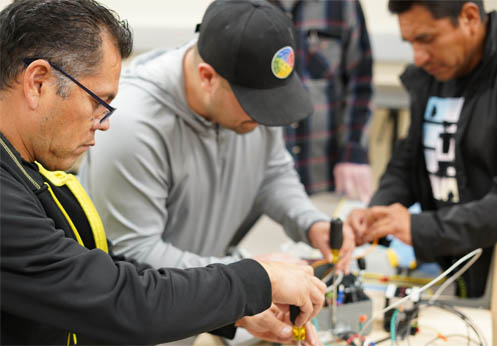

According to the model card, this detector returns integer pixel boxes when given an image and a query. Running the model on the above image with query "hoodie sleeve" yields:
[253,127,330,242]
[1,167,271,344]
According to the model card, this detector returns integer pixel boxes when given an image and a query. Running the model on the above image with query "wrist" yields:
[257,261,277,298]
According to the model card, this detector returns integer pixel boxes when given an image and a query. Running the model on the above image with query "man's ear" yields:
[22,59,52,110]
[197,62,219,93]
[459,2,483,35]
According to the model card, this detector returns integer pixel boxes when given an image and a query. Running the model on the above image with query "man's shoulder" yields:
[0,160,40,212]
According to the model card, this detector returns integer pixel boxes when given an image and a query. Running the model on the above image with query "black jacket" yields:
[370,12,497,297]
[0,133,271,345]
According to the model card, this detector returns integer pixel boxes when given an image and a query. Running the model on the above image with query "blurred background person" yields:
[271,0,374,202]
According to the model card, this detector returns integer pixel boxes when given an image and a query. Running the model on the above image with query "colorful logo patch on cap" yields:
[271,46,294,79]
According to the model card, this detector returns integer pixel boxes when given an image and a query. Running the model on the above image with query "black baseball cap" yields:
[196,0,313,126]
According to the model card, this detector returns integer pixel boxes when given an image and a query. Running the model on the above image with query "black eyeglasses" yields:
[23,58,115,123]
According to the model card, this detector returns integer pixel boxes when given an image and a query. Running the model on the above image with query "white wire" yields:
[429,249,482,303]
[358,248,483,336]
[324,271,343,293]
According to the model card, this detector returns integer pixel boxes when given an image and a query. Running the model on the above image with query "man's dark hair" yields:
[0,0,133,92]
[388,0,486,25]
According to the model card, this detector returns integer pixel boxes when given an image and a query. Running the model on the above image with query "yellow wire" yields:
[362,272,445,286]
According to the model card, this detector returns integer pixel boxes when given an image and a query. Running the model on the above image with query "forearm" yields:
[257,128,329,242]
[3,240,270,344]
[256,169,329,243]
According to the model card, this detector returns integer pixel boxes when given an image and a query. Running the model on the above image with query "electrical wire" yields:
[357,248,483,337]
[361,272,440,286]
[428,248,482,303]
[389,309,399,346]
[423,333,482,346]
[419,301,487,346]
[325,271,344,293]
[353,238,378,260]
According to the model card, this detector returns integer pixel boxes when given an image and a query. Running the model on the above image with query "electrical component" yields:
[357,248,483,338]
[383,284,419,339]
[315,273,373,335]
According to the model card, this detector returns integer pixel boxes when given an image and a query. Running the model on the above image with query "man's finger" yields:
[369,206,392,218]
[369,217,393,233]
[365,219,391,242]
[264,315,293,340]
[294,278,324,326]
[303,322,319,346]
[295,298,313,327]
[317,243,333,263]
[347,209,368,235]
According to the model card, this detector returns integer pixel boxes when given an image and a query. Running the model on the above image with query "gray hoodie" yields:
[79,42,329,269]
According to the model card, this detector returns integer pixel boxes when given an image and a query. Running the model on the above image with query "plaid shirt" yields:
[271,0,374,194]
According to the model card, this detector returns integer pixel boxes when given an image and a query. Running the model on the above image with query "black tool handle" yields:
[290,305,300,325]
[357,257,366,271]
[329,218,343,250]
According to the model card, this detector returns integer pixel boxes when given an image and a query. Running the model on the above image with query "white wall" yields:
[1,0,497,61]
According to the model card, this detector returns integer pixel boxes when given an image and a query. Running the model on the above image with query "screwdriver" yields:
[330,218,343,264]
[329,218,343,330]
[290,305,305,346]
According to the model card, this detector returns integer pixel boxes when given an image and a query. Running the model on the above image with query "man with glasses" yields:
[0,1,326,344]
[23,58,117,123]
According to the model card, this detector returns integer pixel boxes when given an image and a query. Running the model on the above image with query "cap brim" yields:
[230,73,313,126]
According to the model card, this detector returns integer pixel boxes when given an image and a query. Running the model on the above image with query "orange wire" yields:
[353,238,378,260]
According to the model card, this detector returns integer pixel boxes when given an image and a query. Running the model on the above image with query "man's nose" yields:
[93,117,110,132]
[413,44,430,67]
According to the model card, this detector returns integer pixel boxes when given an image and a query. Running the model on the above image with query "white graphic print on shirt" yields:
[423,97,464,204]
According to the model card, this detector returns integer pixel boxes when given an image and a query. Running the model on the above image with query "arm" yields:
[357,180,497,264]
[252,128,358,271]
[253,127,329,243]
[410,178,497,262]
[348,124,418,245]
[0,172,271,344]
[235,304,321,345]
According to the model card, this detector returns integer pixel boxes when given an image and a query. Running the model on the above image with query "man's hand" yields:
[336,222,355,273]
[257,261,325,327]
[307,221,355,273]
[345,208,373,245]
[235,304,321,345]
[308,221,333,263]
[334,163,373,203]
[365,203,412,245]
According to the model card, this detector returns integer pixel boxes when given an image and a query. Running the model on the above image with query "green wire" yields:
[390,309,399,346]
[456,277,468,298]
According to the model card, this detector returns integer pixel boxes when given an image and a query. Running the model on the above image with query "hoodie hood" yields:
[120,40,214,132]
